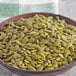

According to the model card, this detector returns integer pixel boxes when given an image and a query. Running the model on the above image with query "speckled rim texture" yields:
[0,12,76,74]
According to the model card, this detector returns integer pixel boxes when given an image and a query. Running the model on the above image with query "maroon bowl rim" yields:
[0,12,76,74]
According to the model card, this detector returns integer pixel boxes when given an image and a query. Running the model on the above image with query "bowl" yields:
[0,12,76,76]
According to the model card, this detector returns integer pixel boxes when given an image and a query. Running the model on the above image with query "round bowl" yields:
[0,12,76,76]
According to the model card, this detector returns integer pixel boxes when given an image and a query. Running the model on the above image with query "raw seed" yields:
[0,14,76,71]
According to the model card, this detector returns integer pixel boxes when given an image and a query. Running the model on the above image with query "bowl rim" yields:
[0,12,76,74]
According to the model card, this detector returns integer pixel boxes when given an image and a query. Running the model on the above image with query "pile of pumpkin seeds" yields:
[0,14,76,71]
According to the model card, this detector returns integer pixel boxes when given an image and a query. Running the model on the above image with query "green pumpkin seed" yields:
[0,14,76,71]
